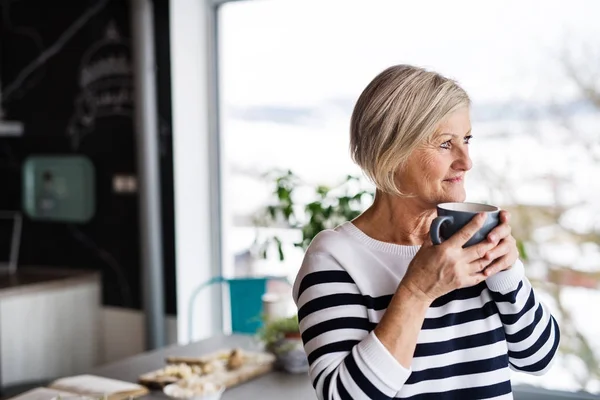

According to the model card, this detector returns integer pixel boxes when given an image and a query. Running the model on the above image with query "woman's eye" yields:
[440,135,472,149]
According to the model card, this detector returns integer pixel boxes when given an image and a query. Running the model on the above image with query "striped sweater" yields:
[292,222,560,400]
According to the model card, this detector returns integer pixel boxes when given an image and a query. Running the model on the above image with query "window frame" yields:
[212,0,597,397]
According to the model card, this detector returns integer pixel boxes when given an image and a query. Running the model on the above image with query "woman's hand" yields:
[482,210,519,277]
[400,212,500,303]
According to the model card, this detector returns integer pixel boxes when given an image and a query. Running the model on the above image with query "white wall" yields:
[170,0,223,344]
[101,0,225,362]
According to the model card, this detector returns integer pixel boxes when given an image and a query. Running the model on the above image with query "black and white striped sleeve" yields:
[485,259,561,375]
[293,252,410,400]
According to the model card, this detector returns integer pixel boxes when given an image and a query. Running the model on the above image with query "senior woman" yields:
[292,65,560,399]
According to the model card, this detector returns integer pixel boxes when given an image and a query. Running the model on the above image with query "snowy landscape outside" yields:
[219,0,600,394]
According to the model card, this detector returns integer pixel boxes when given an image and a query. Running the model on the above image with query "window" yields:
[219,0,600,394]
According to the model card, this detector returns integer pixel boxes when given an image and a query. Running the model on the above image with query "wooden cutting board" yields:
[138,348,276,390]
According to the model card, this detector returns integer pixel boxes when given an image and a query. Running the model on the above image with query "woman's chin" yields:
[440,191,466,204]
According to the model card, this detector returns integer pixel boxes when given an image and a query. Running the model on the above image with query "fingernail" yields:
[488,234,497,242]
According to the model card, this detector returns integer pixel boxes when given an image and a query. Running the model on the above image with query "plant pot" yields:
[272,333,309,374]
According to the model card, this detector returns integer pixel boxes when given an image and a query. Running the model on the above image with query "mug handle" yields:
[430,215,454,245]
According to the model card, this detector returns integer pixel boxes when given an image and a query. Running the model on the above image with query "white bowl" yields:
[163,381,225,400]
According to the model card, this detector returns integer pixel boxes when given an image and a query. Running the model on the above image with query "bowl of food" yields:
[163,378,225,400]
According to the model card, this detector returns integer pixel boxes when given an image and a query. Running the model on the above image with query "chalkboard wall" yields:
[0,0,176,314]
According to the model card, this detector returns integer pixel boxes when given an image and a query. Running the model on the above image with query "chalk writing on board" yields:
[67,20,133,150]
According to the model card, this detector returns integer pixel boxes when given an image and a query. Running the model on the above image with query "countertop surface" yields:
[0,267,99,297]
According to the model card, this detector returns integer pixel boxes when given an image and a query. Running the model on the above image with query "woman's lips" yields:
[443,176,463,183]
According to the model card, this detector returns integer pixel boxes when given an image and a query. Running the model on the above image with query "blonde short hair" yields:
[350,65,470,195]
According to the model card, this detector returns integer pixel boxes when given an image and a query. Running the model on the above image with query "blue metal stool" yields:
[188,276,290,340]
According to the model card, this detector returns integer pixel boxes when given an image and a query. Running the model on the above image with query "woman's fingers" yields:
[484,238,511,262]
[487,215,512,244]
[462,270,488,288]
[446,213,488,248]
[499,210,510,223]
[465,238,497,263]
[483,254,513,276]
[487,223,511,244]
[467,256,494,275]
[465,239,516,279]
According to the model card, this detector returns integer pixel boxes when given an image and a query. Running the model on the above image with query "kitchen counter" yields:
[0,267,101,388]
[0,267,98,297]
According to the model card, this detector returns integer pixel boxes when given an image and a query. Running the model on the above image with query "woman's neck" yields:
[352,191,436,246]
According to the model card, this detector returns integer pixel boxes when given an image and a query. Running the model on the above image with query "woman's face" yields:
[396,107,473,207]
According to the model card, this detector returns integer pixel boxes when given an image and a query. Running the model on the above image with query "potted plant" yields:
[252,169,373,262]
[256,314,308,374]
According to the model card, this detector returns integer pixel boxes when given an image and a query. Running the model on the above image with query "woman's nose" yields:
[453,147,472,171]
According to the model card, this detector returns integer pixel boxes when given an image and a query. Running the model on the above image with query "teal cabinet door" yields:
[22,156,95,223]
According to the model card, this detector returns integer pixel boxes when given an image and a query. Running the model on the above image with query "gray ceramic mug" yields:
[430,202,500,247]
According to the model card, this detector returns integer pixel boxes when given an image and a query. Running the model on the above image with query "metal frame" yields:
[131,0,166,350]
[207,0,596,398]
[170,0,227,343]
[207,0,226,337]
[0,211,22,275]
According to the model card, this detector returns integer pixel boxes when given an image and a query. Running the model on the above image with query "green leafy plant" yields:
[253,169,373,261]
[256,314,300,354]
